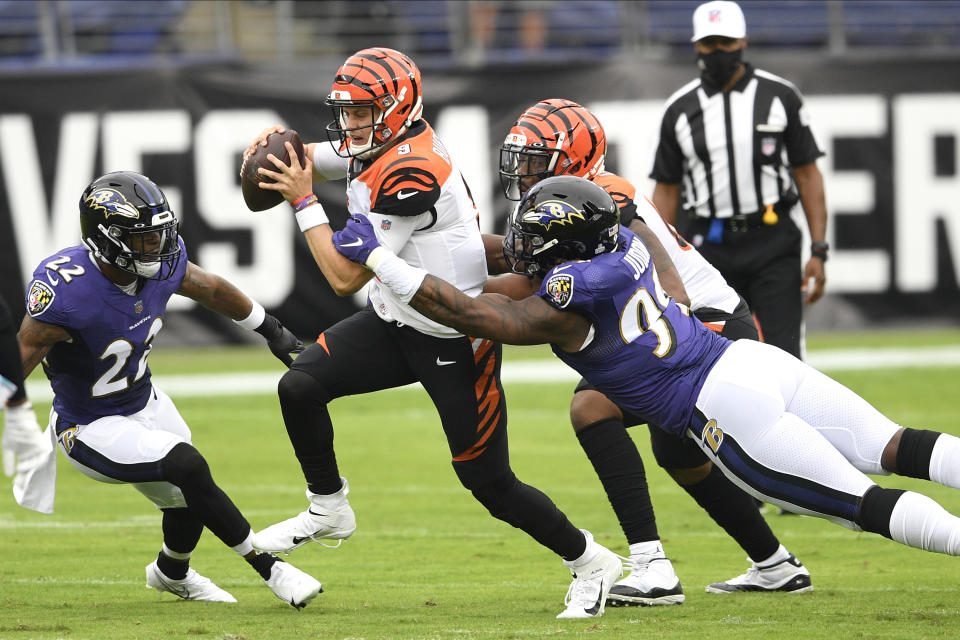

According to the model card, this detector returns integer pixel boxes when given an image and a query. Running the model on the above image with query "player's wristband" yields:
[369,249,428,304]
[810,241,829,262]
[295,200,330,232]
[234,300,266,330]
[292,194,318,212]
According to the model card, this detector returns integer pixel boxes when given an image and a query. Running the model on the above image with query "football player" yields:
[243,48,622,619]
[0,294,50,509]
[334,175,960,569]
[16,171,321,608]
[489,99,811,602]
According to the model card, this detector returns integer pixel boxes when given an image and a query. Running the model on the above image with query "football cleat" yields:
[264,559,323,609]
[706,553,813,594]
[556,531,623,619]
[253,483,356,554]
[607,556,685,607]
[145,561,237,602]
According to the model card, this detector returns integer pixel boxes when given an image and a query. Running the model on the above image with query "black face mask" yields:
[697,48,743,88]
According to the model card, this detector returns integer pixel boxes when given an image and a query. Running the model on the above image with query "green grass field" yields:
[2,329,960,640]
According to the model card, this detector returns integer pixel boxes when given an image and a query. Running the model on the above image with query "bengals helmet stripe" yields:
[325,47,423,158]
[499,99,606,200]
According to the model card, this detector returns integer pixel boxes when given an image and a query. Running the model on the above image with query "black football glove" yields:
[254,314,304,367]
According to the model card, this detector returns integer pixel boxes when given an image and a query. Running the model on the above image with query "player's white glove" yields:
[2,402,51,478]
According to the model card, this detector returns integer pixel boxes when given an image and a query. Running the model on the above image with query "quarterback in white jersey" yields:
[242,48,623,620]
[309,125,486,336]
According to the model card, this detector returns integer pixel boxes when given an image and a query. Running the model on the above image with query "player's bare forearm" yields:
[303,225,373,295]
[411,275,587,351]
[17,316,68,377]
[630,221,690,307]
[482,233,511,275]
[177,261,252,320]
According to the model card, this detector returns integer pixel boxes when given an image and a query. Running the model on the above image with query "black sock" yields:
[576,418,659,544]
[156,551,189,580]
[681,465,779,561]
[247,552,279,580]
[161,508,204,553]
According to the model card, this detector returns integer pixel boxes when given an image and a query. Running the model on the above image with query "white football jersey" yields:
[314,121,486,338]
[594,171,741,313]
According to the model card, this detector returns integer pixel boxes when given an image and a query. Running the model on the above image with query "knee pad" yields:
[278,369,331,407]
[162,442,210,488]
[896,428,940,479]
[856,485,906,538]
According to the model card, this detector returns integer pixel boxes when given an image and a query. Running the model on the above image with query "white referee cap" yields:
[691,1,747,42]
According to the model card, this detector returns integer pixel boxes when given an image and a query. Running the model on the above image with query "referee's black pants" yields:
[687,216,803,359]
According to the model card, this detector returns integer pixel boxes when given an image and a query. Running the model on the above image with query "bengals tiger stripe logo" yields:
[363,125,449,216]
[509,99,606,180]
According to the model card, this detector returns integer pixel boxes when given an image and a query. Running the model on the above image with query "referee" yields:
[650,0,828,359]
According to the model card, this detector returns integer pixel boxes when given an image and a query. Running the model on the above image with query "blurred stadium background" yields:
[1,0,959,345]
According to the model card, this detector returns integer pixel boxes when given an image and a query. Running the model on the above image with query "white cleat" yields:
[145,561,237,602]
[607,556,685,606]
[253,482,356,554]
[706,553,813,594]
[265,559,323,609]
[556,531,623,619]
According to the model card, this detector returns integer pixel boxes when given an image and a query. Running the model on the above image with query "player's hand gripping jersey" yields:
[538,228,729,434]
[594,172,741,314]
[25,240,188,424]
[314,121,487,337]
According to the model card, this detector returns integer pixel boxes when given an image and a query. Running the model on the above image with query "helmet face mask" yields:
[499,133,567,201]
[499,99,606,201]
[502,175,620,279]
[79,172,181,281]
[325,48,423,159]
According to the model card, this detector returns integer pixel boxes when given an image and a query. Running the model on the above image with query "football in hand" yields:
[240,129,307,211]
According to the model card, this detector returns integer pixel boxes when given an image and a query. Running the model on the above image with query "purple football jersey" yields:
[538,229,730,435]
[25,239,188,424]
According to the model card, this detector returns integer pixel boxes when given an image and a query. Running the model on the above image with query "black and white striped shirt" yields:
[649,64,824,219]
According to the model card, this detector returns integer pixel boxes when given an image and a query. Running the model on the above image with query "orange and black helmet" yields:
[325,47,423,158]
[499,99,606,200]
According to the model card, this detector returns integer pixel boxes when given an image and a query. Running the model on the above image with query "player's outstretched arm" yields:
[177,261,303,366]
[414,275,589,352]
[628,220,690,307]
[332,214,590,352]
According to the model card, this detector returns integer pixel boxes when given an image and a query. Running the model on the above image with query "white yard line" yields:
[25,345,960,400]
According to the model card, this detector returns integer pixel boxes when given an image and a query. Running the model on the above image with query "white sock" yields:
[568,530,603,568]
[231,530,255,556]
[628,540,665,559]
[929,434,960,489]
[888,491,960,555]
[308,477,350,511]
[754,544,790,566]
[162,543,192,560]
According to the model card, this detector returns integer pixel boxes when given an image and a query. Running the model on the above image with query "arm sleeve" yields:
[312,142,350,181]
